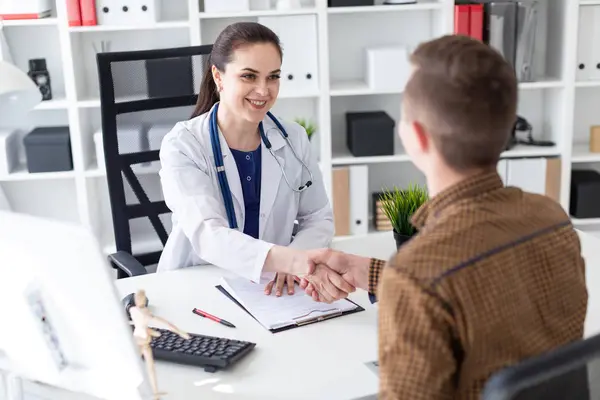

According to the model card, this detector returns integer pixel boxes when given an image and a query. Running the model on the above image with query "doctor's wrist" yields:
[264,246,311,277]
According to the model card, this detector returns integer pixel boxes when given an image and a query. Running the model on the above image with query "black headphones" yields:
[121,292,149,319]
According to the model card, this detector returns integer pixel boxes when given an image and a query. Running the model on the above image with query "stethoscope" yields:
[209,102,313,229]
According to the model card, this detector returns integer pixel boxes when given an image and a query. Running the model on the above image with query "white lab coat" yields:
[157,103,334,282]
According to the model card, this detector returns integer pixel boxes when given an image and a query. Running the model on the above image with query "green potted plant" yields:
[294,117,316,141]
[380,183,429,249]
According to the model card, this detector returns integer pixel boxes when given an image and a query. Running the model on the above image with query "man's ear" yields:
[412,121,430,153]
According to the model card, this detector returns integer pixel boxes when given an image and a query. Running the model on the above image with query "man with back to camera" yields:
[301,35,588,399]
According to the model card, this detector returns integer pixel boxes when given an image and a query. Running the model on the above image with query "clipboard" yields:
[215,285,365,334]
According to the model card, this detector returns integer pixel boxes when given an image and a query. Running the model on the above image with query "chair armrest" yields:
[108,251,147,277]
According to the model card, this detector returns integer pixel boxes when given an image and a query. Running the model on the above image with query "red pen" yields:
[192,308,236,328]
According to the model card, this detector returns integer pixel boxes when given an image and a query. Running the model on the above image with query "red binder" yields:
[469,4,484,41]
[66,0,82,26]
[79,0,97,26]
[454,5,470,37]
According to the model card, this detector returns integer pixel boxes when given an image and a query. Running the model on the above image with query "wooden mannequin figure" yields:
[129,289,191,399]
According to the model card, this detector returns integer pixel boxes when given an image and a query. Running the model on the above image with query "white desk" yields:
[110,267,379,400]
[113,229,600,399]
[17,230,600,400]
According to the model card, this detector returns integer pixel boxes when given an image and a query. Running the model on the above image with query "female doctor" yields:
[157,22,336,296]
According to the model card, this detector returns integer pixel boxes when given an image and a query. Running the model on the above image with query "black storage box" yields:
[329,0,374,6]
[346,111,395,157]
[24,126,73,173]
[570,169,600,218]
[145,56,194,98]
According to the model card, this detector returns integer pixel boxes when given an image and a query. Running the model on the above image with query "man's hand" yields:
[301,249,370,302]
[303,263,356,303]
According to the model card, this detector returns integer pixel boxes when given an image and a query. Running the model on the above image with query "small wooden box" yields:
[590,126,600,153]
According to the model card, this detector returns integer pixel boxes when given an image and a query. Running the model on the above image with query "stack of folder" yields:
[332,166,369,237]
[67,0,161,26]
[0,0,52,20]
[454,1,539,82]
[454,3,484,41]
[372,193,393,232]
[577,5,600,81]
[497,157,561,202]
[67,0,97,26]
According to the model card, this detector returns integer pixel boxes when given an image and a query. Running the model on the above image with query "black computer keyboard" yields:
[149,328,256,372]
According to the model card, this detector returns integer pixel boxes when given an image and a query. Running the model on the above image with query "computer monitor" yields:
[0,211,151,400]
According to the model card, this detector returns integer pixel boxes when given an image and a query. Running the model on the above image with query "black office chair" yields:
[482,332,600,400]
[97,45,212,279]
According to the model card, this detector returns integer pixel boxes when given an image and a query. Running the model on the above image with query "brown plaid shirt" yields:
[368,171,587,400]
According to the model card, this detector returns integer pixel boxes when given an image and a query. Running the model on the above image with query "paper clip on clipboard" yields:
[293,308,343,326]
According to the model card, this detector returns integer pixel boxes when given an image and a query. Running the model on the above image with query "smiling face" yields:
[212,42,282,124]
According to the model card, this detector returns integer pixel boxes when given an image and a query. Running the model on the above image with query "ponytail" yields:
[191,63,219,118]
[189,22,282,119]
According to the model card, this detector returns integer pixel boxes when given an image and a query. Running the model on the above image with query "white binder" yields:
[592,6,600,80]
[506,158,546,195]
[257,15,319,96]
[96,0,161,25]
[506,158,561,202]
[349,165,368,235]
[576,6,595,81]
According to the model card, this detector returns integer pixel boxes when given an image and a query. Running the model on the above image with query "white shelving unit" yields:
[1,0,599,254]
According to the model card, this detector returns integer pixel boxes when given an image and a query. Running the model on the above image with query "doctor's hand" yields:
[264,273,298,296]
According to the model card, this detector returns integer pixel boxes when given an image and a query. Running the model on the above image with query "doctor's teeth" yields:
[250,100,266,106]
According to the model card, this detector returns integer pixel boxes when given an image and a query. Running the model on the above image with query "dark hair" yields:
[403,34,518,171]
[191,22,283,118]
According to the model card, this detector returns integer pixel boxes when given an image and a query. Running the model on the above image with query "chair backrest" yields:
[97,45,212,268]
[482,333,600,400]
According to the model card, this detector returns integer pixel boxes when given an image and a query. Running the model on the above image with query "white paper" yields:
[221,277,358,331]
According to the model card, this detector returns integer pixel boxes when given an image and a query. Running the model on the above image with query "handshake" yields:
[264,246,373,303]
[299,249,371,304]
